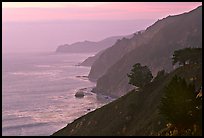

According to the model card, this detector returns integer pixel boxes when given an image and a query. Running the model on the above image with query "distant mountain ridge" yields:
[78,32,140,67]
[89,6,202,97]
[55,35,131,53]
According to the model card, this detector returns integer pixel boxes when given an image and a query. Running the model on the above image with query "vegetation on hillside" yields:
[52,47,202,136]
[127,63,153,89]
[172,47,202,66]
[158,76,202,136]
[127,48,202,136]
[156,48,202,136]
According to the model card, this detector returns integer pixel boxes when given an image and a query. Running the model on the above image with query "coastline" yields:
[51,84,116,136]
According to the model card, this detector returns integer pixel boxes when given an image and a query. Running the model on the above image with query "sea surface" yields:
[2,52,113,136]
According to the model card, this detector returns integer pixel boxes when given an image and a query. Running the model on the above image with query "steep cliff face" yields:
[87,14,184,80]
[56,35,124,53]
[88,30,146,81]
[78,34,134,67]
[91,6,202,97]
[79,50,104,67]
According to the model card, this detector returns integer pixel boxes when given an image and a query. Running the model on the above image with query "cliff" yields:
[79,50,104,66]
[90,6,202,97]
[88,30,146,81]
[79,33,135,67]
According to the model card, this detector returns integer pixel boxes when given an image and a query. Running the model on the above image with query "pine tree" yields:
[159,76,202,135]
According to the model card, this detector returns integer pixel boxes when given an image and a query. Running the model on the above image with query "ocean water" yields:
[2,52,113,136]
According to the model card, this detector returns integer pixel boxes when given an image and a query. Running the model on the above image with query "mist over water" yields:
[2,52,113,136]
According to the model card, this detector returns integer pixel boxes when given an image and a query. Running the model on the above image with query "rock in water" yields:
[75,91,85,98]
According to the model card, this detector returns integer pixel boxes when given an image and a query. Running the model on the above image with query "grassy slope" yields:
[52,64,202,136]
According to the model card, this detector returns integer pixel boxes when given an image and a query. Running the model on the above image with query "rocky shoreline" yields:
[74,86,115,101]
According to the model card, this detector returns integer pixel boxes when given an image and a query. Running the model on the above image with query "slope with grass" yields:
[52,63,202,136]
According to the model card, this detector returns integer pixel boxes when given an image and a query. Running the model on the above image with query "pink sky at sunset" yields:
[2,2,202,22]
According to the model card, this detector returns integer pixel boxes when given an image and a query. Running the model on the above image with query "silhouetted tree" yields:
[172,48,202,66]
[127,63,153,89]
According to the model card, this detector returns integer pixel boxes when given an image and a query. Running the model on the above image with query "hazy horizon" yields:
[2,19,156,54]
[2,2,201,53]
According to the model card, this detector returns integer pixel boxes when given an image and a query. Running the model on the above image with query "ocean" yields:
[2,52,113,136]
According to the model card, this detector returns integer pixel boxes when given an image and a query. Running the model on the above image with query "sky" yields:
[2,2,202,53]
[2,2,202,22]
